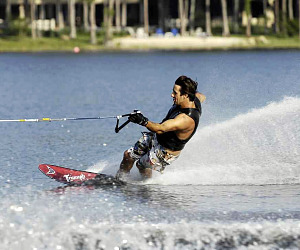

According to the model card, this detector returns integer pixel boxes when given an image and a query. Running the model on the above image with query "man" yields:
[116,76,206,179]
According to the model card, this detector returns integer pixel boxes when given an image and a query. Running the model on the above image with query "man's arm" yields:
[128,112,194,134]
[145,114,193,134]
[196,92,206,103]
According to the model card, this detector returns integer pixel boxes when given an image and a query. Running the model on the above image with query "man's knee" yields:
[123,150,135,163]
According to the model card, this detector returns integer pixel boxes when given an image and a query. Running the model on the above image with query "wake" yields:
[149,96,300,185]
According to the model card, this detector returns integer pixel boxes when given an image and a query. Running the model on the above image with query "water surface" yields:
[0,51,300,249]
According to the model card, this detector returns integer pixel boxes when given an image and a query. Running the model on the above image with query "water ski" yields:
[38,164,125,186]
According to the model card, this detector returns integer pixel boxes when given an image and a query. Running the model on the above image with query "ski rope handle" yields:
[115,110,141,133]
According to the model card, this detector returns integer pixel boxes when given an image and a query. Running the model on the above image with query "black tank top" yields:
[156,98,202,151]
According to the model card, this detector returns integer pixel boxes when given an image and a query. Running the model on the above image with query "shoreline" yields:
[0,35,300,53]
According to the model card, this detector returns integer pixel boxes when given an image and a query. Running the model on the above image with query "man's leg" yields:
[119,150,135,173]
[136,162,152,178]
[116,150,135,179]
[116,132,152,179]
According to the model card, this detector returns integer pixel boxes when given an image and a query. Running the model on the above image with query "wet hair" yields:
[175,75,198,101]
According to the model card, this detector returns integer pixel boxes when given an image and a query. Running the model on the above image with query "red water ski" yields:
[39,164,125,185]
[39,164,98,184]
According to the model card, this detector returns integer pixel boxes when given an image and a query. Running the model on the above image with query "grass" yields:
[0,32,300,52]
[0,33,105,52]
[258,36,300,49]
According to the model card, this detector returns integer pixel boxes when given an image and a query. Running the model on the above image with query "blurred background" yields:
[0,0,299,50]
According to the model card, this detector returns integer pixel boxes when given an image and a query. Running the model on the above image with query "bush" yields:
[286,19,299,37]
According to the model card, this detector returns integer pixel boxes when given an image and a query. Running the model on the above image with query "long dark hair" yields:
[175,75,198,101]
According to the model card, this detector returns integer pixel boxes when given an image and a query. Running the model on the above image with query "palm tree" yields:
[233,0,239,33]
[37,0,45,37]
[263,0,267,34]
[274,0,280,34]
[144,0,149,35]
[90,0,96,44]
[104,0,114,44]
[220,0,230,36]
[39,1,45,19]
[245,0,251,37]
[115,0,121,31]
[5,0,11,25]
[30,0,36,39]
[158,0,164,31]
[189,0,196,34]
[56,0,65,30]
[83,0,89,32]
[121,0,127,28]
[282,0,287,36]
[298,0,300,40]
[179,0,188,36]
[69,0,77,39]
[288,0,294,20]
[205,0,212,36]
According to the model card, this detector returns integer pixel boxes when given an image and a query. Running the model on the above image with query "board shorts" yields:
[127,132,179,173]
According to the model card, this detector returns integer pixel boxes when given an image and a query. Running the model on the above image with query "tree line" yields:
[2,0,300,44]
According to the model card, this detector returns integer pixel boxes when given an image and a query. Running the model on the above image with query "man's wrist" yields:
[142,118,149,126]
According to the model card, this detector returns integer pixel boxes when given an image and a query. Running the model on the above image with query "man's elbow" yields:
[155,125,168,134]
[196,92,206,103]
[155,130,165,135]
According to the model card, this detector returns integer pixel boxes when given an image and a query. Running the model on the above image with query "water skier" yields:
[116,76,206,179]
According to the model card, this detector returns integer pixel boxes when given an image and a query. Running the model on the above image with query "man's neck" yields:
[179,99,196,109]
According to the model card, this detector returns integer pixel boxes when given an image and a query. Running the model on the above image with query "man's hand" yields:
[129,112,148,126]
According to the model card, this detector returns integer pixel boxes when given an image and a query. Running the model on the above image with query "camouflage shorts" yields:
[127,132,179,173]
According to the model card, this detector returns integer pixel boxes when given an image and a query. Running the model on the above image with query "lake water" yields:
[0,50,300,249]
